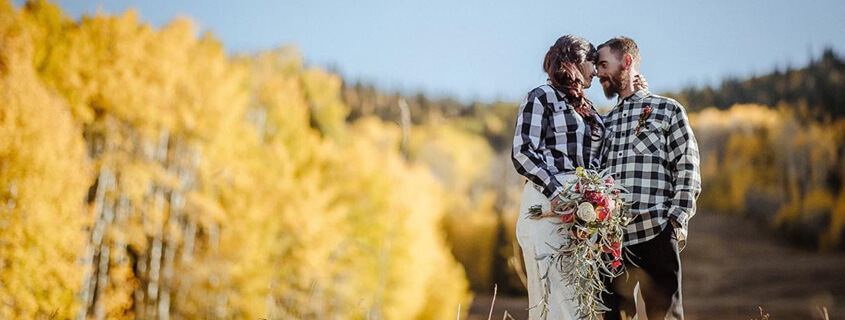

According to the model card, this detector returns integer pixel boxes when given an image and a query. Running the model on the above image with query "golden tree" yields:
[0,2,87,318]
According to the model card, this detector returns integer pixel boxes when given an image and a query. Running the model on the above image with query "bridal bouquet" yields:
[527,167,630,320]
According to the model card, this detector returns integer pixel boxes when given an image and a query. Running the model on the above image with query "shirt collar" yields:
[614,89,651,108]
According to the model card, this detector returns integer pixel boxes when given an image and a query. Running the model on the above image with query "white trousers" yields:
[516,174,578,320]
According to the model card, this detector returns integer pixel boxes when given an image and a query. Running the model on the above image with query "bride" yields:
[511,35,644,319]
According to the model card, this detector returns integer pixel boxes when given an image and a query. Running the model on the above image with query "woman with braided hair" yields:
[512,34,646,319]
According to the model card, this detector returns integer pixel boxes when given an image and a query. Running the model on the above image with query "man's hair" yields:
[597,37,641,69]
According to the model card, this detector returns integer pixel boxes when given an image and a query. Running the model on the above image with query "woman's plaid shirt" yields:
[511,85,605,200]
[602,90,702,245]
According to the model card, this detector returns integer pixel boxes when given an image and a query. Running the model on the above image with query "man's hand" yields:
[670,218,687,250]
[670,218,681,229]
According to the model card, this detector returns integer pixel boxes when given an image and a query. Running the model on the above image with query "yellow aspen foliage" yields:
[824,182,845,249]
[693,105,783,213]
[409,124,499,289]
[17,0,65,70]
[693,103,845,249]
[4,2,472,319]
[821,121,845,249]
[0,2,88,318]
[17,2,258,318]
[243,48,471,318]
[328,118,472,320]
[301,68,349,141]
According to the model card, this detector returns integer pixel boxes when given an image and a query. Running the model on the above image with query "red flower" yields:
[596,206,608,222]
[561,213,574,224]
[598,193,612,208]
[611,260,622,270]
[635,104,652,134]
[603,242,622,259]
[604,176,615,185]
[583,191,600,204]
[640,105,652,121]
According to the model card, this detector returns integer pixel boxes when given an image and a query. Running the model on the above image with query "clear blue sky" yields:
[30,0,845,107]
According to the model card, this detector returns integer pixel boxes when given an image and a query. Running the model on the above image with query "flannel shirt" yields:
[512,84,605,200]
[602,90,701,246]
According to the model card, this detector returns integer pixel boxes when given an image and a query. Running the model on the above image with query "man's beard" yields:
[601,69,629,99]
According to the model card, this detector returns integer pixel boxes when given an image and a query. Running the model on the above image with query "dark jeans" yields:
[602,225,683,320]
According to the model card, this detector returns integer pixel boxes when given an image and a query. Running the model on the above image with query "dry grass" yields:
[466,293,834,320]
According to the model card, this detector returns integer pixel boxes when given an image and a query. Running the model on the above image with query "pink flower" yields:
[605,198,616,213]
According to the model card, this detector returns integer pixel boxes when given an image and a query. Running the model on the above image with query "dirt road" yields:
[469,211,845,319]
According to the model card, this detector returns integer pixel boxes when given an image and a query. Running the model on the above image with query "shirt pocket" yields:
[632,120,667,155]
[550,103,579,134]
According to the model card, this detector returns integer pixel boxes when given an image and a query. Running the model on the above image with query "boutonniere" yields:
[634,104,652,135]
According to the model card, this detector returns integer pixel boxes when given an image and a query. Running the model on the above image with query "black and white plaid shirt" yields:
[512,84,605,199]
[602,90,701,246]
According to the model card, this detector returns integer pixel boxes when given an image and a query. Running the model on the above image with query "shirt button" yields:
[618,152,623,157]
[623,113,628,117]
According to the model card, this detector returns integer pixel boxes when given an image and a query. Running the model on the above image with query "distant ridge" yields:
[663,48,845,118]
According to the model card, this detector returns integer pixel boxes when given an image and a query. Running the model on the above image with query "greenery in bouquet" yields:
[527,167,631,320]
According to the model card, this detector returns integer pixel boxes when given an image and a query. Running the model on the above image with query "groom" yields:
[598,37,701,320]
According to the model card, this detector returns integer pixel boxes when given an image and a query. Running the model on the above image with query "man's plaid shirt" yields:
[512,84,605,199]
[602,90,701,245]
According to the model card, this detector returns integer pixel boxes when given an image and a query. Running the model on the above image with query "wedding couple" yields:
[512,35,701,320]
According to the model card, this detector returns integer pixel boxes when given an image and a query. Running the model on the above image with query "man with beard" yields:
[597,37,701,320]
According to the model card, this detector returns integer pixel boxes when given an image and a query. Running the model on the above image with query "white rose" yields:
[576,202,596,222]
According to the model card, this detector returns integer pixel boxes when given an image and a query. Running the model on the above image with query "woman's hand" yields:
[550,195,563,212]
[633,74,649,91]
